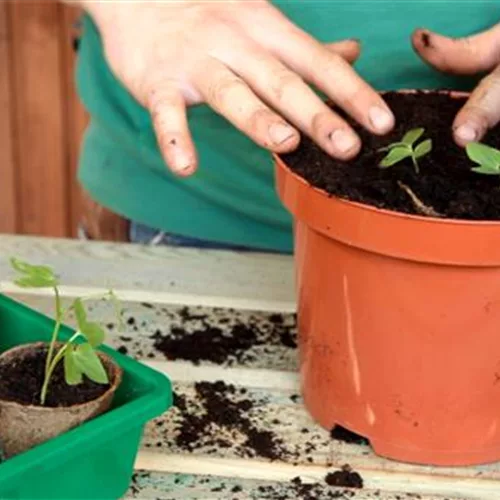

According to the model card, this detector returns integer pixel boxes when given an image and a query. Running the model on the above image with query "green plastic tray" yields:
[0,293,172,499]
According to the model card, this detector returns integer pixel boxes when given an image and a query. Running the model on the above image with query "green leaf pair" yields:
[64,343,108,385]
[10,258,59,288]
[70,298,108,385]
[73,298,105,348]
[466,142,500,175]
[378,128,433,174]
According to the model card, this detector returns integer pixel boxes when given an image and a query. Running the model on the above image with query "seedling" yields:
[10,258,123,405]
[466,142,500,175]
[378,128,432,174]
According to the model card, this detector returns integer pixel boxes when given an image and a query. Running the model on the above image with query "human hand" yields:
[412,24,500,147]
[84,1,395,175]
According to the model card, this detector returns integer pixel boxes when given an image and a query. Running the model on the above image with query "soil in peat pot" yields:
[280,91,500,220]
[0,345,110,407]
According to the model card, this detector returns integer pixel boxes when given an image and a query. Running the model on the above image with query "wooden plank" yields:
[8,295,299,373]
[9,2,69,236]
[0,235,295,311]
[124,471,464,500]
[61,5,88,237]
[0,3,17,233]
[134,454,496,500]
[136,383,500,484]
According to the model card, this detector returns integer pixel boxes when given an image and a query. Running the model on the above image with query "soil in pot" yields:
[0,344,110,407]
[280,91,500,220]
[0,343,121,459]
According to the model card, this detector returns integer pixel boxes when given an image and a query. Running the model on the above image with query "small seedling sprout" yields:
[378,127,432,174]
[10,258,123,405]
[466,142,500,175]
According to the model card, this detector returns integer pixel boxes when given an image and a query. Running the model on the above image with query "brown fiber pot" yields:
[274,90,500,466]
[0,342,122,458]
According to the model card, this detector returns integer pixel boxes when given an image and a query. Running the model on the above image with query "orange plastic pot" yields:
[274,103,500,466]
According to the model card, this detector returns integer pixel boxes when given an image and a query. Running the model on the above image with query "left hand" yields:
[412,24,500,147]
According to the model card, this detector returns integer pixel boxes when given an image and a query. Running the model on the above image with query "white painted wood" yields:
[145,361,299,391]
[0,235,295,311]
[134,453,495,500]
[125,471,462,500]
[4,293,299,373]
[140,382,500,482]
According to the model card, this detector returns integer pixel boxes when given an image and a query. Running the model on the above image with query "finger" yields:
[259,15,394,135]
[324,38,361,64]
[221,44,361,159]
[412,26,500,75]
[452,67,500,146]
[147,84,197,176]
[193,57,300,153]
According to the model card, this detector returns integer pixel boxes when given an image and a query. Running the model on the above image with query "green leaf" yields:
[466,142,500,170]
[414,139,433,159]
[379,146,412,168]
[402,128,424,146]
[14,275,56,289]
[73,344,109,384]
[10,257,54,279]
[471,165,500,175]
[10,258,58,288]
[64,347,83,385]
[81,322,105,348]
[377,141,405,152]
[73,298,87,332]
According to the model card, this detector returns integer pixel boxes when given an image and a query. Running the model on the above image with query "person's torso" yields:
[76,1,497,252]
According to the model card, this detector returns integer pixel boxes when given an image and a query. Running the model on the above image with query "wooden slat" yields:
[0,235,296,311]
[124,471,462,500]
[9,2,69,236]
[134,453,498,500]
[7,295,299,373]
[61,5,88,237]
[0,3,17,233]
[136,382,500,482]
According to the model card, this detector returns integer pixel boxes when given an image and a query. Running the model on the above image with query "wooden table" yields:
[0,235,498,500]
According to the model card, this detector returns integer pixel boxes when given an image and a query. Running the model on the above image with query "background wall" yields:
[0,1,88,238]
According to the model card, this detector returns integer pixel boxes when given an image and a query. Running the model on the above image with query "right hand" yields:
[85,0,395,175]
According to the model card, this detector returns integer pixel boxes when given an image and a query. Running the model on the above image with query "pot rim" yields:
[274,154,500,230]
[0,342,123,412]
[275,88,500,229]
[274,89,500,266]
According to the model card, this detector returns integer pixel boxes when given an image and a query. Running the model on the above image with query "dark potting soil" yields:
[255,475,359,500]
[172,381,288,461]
[151,308,297,365]
[0,345,110,407]
[153,323,261,365]
[281,91,500,220]
[325,465,364,489]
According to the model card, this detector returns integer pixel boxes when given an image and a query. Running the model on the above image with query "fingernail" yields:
[454,123,477,143]
[172,149,192,174]
[270,123,296,145]
[369,106,394,132]
[330,129,358,154]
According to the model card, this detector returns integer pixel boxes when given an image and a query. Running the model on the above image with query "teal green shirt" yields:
[75,1,493,252]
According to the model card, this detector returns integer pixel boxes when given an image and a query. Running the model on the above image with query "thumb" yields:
[412,25,500,75]
[324,38,361,65]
